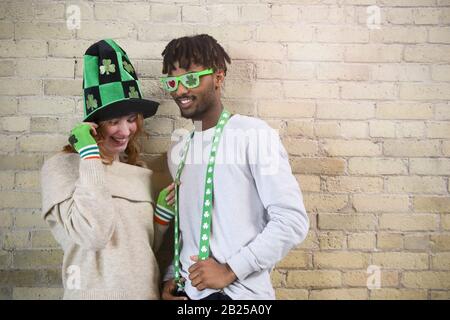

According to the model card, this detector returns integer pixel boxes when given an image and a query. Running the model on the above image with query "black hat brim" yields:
[83,98,159,123]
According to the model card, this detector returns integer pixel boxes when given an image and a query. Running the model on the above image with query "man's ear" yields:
[214,69,225,89]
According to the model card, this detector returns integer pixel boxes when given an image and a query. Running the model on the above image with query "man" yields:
[156,34,309,300]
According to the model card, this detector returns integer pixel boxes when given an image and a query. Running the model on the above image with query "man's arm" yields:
[226,123,309,281]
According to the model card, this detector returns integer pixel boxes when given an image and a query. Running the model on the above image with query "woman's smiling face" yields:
[99,113,138,157]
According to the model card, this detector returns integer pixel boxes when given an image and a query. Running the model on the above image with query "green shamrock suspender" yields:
[173,108,231,289]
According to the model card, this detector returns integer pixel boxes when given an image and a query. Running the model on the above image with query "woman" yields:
[41,39,174,299]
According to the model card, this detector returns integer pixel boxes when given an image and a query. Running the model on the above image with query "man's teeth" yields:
[179,97,192,104]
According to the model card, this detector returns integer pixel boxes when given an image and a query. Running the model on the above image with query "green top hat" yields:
[82,39,159,122]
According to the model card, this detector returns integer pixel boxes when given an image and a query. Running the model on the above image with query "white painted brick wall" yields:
[0,0,449,300]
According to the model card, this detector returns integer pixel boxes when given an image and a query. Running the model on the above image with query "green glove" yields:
[154,187,175,225]
[68,123,100,160]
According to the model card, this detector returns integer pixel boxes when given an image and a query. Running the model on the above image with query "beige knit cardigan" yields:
[41,152,167,300]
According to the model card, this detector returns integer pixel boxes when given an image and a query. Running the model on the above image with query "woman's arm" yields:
[42,156,118,251]
[153,183,175,251]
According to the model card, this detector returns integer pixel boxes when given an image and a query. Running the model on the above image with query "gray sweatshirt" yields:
[165,114,309,300]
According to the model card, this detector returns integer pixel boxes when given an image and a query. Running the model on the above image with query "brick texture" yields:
[0,0,449,300]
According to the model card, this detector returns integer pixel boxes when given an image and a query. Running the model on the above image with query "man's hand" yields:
[161,279,188,300]
[188,256,237,291]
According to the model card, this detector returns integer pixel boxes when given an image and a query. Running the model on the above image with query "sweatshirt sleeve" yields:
[226,124,309,280]
[42,158,118,251]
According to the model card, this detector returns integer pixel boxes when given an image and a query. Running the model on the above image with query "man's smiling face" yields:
[169,62,218,120]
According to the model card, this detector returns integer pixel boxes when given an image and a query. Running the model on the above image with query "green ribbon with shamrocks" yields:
[172,108,231,289]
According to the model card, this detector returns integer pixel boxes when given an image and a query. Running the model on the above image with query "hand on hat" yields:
[69,123,100,160]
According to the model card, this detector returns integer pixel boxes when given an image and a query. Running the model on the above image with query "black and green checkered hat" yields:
[82,39,159,122]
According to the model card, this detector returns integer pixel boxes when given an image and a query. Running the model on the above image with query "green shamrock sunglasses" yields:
[160,69,214,92]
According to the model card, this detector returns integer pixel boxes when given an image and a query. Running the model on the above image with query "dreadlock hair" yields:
[162,34,231,75]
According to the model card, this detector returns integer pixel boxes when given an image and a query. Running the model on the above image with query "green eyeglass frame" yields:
[160,69,214,92]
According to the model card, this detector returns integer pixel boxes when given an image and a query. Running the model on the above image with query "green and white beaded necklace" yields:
[173,108,231,289]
